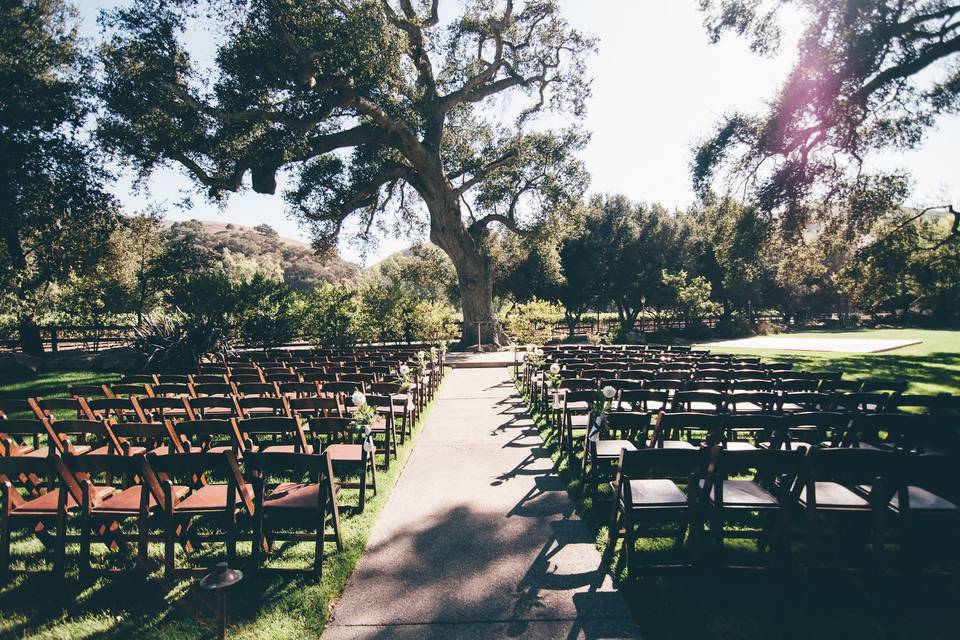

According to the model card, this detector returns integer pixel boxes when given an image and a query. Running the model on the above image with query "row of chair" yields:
[0,449,341,579]
[608,446,958,574]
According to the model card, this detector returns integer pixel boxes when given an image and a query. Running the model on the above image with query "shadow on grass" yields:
[769,352,960,394]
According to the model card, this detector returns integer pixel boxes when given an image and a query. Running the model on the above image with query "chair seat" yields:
[14,485,115,515]
[88,444,147,456]
[723,441,757,451]
[568,414,590,428]
[626,479,688,507]
[255,443,307,454]
[857,485,959,513]
[658,440,697,450]
[325,443,370,462]
[687,402,721,413]
[94,484,190,514]
[565,401,590,412]
[799,482,870,510]
[594,440,638,458]
[264,482,322,511]
[728,403,764,413]
[175,484,253,512]
[702,479,778,508]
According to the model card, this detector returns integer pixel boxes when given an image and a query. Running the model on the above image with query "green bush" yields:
[301,282,360,348]
[502,298,562,345]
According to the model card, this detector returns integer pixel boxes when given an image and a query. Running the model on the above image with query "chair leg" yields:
[252,508,264,572]
[79,513,92,580]
[358,462,368,513]
[164,515,176,580]
[0,518,10,577]
[54,511,67,578]
[137,511,148,571]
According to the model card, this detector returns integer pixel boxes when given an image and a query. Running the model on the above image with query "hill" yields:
[166,219,363,289]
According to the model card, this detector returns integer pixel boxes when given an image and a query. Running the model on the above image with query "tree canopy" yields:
[694,0,960,239]
[96,0,596,345]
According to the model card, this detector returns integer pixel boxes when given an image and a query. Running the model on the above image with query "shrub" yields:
[502,298,562,345]
[132,310,227,372]
[301,283,359,348]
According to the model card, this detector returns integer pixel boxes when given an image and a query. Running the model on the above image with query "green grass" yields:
[0,369,445,639]
[698,327,960,395]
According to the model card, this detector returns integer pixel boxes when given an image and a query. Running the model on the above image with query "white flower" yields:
[534,347,544,356]
[352,390,367,407]
[549,363,561,375]
[602,385,616,399]
[417,350,426,359]
[431,346,438,354]
[399,364,410,376]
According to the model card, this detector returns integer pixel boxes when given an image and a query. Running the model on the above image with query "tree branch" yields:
[452,148,519,195]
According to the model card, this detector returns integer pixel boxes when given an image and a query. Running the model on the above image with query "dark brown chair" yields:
[65,452,187,576]
[309,416,377,512]
[147,451,254,579]
[0,453,114,576]
[608,447,708,574]
[246,450,342,574]
[700,447,803,568]
[236,416,309,454]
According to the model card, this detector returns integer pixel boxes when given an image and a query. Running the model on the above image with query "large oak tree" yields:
[97,0,594,347]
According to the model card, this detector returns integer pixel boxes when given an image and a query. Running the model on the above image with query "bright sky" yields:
[78,1,960,265]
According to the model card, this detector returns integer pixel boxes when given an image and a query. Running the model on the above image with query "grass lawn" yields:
[0,368,444,639]
[697,327,960,395]
[515,331,960,640]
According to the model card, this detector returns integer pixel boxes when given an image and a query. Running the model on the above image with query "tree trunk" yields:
[18,314,44,355]
[427,195,508,350]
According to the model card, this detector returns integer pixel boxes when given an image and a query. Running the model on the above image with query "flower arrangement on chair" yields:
[350,390,378,453]
[396,364,413,393]
[589,385,617,443]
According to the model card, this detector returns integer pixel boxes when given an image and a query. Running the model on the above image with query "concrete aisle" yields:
[322,368,637,640]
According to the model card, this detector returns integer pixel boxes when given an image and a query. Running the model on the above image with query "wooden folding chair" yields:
[246,450,342,575]
[237,395,291,419]
[87,397,148,423]
[236,416,309,453]
[187,395,243,420]
[65,452,187,576]
[0,453,114,576]
[651,412,720,449]
[138,396,195,424]
[700,447,803,568]
[309,416,377,512]
[44,418,122,456]
[793,447,894,571]
[30,396,95,423]
[608,447,708,575]
[165,419,243,455]
[147,451,254,579]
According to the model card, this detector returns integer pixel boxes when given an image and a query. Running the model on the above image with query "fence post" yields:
[50,327,58,353]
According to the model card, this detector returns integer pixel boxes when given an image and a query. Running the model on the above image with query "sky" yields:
[77,1,960,265]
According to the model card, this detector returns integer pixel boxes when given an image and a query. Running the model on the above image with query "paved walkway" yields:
[322,368,637,639]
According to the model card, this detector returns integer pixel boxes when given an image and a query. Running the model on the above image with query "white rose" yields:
[399,365,410,376]
[549,363,561,374]
[602,385,616,399]
[417,350,426,359]
[352,390,367,407]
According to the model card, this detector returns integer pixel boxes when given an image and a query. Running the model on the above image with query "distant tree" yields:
[97,0,594,347]
[555,208,602,336]
[376,243,459,305]
[695,0,960,240]
[254,223,279,237]
[0,0,118,353]
[586,195,688,332]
